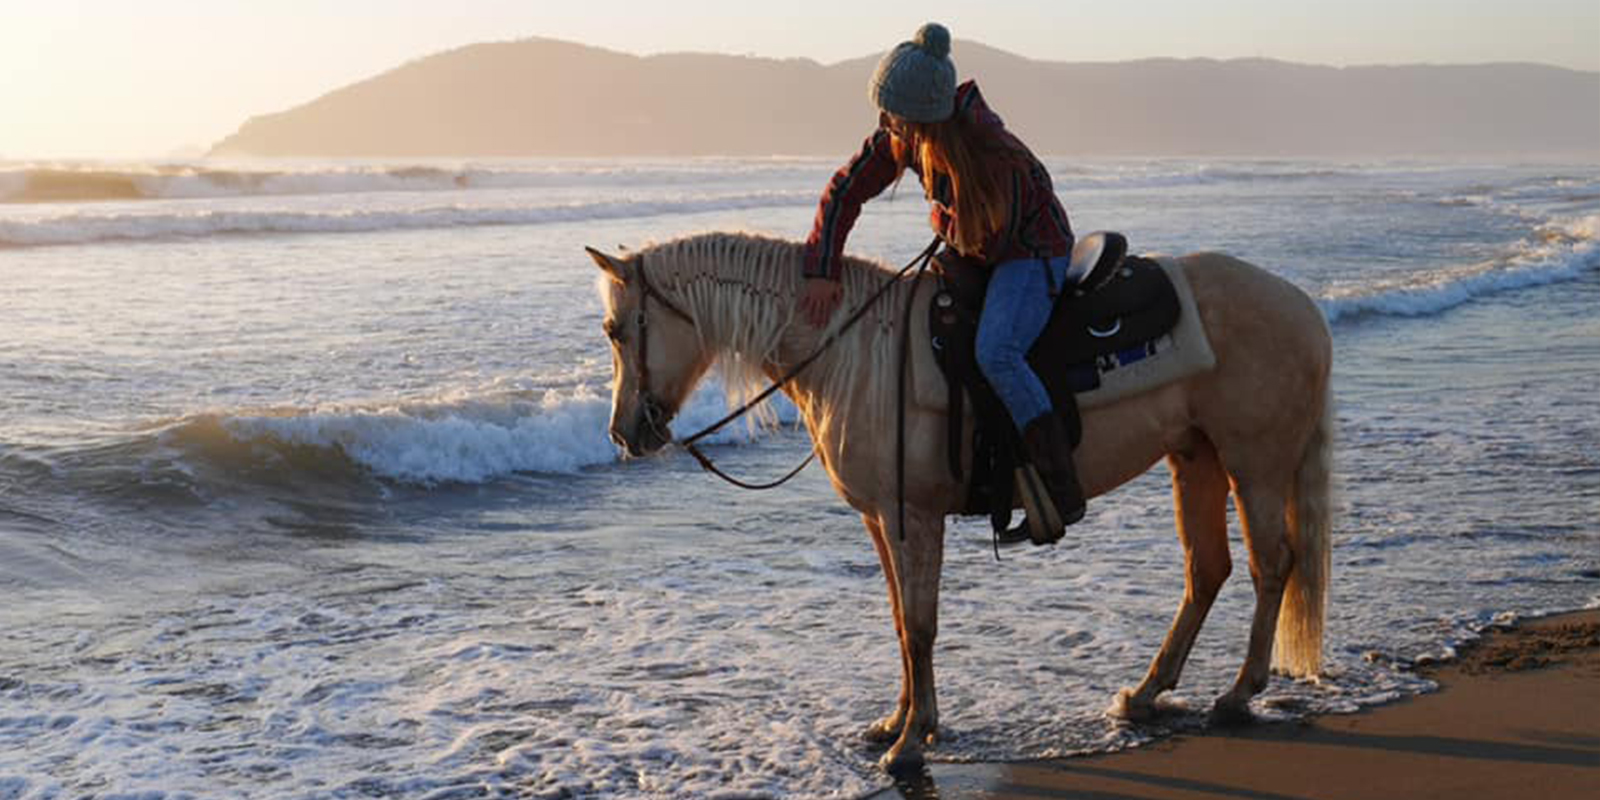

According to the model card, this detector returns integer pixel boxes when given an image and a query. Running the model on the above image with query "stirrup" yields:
[998,511,1087,547]
[1005,462,1087,546]
[1015,465,1066,545]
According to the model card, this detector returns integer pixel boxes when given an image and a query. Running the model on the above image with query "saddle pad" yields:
[1077,257,1215,409]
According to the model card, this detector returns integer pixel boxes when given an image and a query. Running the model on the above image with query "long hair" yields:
[893,113,1032,255]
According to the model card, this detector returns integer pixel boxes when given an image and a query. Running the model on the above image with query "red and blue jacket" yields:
[802,80,1074,279]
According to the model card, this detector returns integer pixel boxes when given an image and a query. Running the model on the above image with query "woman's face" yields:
[879,111,910,139]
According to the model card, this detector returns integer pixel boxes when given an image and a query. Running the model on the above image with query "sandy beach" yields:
[881,609,1600,800]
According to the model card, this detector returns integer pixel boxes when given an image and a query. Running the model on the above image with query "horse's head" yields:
[589,246,712,457]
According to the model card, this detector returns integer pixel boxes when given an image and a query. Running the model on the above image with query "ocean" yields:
[1,156,1597,799]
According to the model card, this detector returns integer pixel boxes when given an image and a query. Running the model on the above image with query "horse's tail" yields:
[1274,386,1334,678]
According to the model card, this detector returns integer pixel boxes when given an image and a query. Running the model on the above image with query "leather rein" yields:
[626,238,941,492]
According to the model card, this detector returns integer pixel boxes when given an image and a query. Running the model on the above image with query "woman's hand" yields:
[798,278,844,328]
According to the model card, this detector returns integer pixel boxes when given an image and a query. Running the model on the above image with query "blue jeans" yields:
[976,254,1070,430]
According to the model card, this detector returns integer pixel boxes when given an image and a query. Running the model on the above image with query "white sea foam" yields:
[1319,213,1600,323]
[1041,160,1372,194]
[0,158,1400,207]
[0,161,829,203]
[218,388,618,483]
[212,381,798,484]
[0,191,813,247]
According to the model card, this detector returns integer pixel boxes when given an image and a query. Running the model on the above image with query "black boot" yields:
[1014,414,1086,545]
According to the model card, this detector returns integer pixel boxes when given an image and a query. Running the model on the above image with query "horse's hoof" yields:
[862,715,903,744]
[1106,688,1156,722]
[1208,699,1256,727]
[879,742,926,777]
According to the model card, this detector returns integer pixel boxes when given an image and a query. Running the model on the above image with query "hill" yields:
[210,38,1600,158]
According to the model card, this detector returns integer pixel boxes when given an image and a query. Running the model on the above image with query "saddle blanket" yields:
[1074,257,1215,409]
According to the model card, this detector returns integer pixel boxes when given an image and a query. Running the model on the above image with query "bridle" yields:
[625,260,694,451]
[615,255,817,489]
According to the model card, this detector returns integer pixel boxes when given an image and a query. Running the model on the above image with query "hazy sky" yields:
[3,0,1597,159]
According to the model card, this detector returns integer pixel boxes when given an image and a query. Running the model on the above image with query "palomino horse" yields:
[589,232,1333,773]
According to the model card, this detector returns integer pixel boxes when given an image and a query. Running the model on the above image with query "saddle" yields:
[928,232,1181,533]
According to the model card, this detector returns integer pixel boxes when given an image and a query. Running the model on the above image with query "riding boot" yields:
[1014,413,1086,545]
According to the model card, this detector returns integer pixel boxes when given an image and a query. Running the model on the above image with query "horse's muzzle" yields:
[614,394,674,457]
[616,425,670,457]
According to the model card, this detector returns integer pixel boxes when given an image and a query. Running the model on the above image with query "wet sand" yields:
[880,609,1600,800]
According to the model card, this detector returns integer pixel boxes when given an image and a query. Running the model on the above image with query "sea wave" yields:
[1044,161,1366,193]
[206,388,621,484]
[1319,213,1600,323]
[0,159,1399,208]
[0,191,813,247]
[60,381,796,495]
[0,161,830,204]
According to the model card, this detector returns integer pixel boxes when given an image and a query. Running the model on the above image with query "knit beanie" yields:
[868,23,957,123]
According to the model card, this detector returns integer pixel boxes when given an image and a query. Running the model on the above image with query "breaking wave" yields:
[29,381,799,501]
[201,388,622,484]
[1043,160,1367,192]
[0,158,1383,208]
[0,191,813,247]
[1319,213,1600,323]
[0,160,828,204]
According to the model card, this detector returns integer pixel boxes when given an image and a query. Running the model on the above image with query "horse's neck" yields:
[652,235,898,419]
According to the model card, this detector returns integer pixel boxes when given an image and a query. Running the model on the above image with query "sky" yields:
[2,0,1597,159]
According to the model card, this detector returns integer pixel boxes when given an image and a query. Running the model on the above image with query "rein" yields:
[637,238,941,493]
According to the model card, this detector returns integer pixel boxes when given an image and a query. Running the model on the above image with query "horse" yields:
[587,231,1333,774]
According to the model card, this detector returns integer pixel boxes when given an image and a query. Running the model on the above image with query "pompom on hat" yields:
[868,23,957,123]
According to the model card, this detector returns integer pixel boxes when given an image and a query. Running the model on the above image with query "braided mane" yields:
[632,231,918,436]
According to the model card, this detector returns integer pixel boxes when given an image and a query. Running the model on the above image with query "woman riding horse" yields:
[590,20,1333,778]
[798,22,1084,541]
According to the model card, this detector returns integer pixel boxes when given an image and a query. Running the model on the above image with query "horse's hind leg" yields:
[1110,435,1232,721]
[1212,477,1294,724]
[861,514,910,743]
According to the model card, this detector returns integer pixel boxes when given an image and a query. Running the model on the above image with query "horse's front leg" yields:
[861,514,909,743]
[878,509,945,775]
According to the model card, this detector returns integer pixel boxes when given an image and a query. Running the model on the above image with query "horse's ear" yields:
[586,246,631,283]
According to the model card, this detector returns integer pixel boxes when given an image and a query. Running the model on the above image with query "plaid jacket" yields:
[802,80,1073,279]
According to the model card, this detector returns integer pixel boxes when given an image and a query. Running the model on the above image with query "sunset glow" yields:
[2,0,1597,158]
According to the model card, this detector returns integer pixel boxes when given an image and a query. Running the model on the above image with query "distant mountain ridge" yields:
[210,37,1600,158]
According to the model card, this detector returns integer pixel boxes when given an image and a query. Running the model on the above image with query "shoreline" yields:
[876,608,1600,799]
